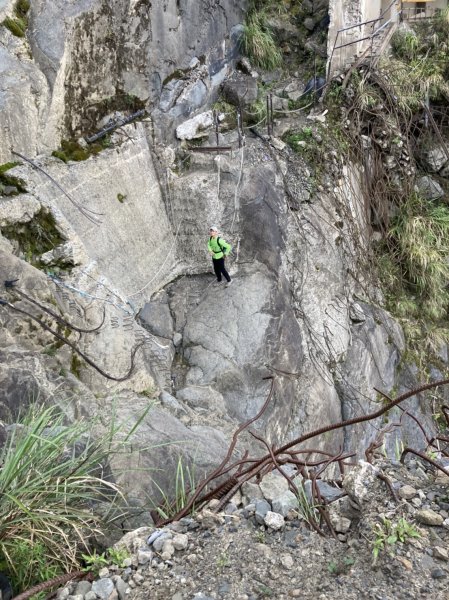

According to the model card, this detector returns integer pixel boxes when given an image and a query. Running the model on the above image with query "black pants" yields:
[213,257,231,282]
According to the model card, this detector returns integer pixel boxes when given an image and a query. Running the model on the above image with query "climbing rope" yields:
[11,150,103,225]
[127,221,182,299]
[49,275,135,316]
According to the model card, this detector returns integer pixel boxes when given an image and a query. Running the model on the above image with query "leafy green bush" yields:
[0,403,149,592]
[240,10,282,70]
[391,30,420,61]
[372,517,420,564]
[388,193,449,319]
[384,13,449,110]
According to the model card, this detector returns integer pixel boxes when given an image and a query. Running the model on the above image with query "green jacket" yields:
[208,236,231,260]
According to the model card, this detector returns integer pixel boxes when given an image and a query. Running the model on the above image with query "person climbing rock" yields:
[207,226,232,287]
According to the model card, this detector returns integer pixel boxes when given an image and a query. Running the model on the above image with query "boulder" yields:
[222,74,258,107]
[138,297,174,339]
[259,471,290,503]
[417,143,449,173]
[415,175,445,201]
[176,111,214,140]
[342,461,379,507]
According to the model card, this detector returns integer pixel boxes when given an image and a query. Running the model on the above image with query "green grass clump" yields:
[2,16,25,37]
[15,0,30,18]
[377,193,449,370]
[52,138,111,163]
[383,12,449,111]
[2,0,30,37]
[388,193,449,319]
[0,405,119,591]
[372,517,420,565]
[0,401,153,593]
[0,162,27,195]
[240,10,282,71]
[0,208,63,267]
[51,150,68,163]
[152,456,196,521]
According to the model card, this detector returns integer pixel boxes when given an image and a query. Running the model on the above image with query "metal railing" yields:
[327,0,398,78]
[400,5,443,21]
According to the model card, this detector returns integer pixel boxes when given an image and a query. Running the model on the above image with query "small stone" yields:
[254,543,273,559]
[255,499,271,525]
[280,554,294,569]
[241,482,264,502]
[84,592,97,600]
[137,549,153,564]
[57,589,70,600]
[92,578,115,600]
[431,568,447,579]
[329,514,351,534]
[114,577,128,600]
[75,581,92,596]
[396,556,413,571]
[172,533,189,551]
[264,511,285,530]
[272,491,298,517]
[416,509,444,526]
[398,485,417,500]
[153,532,173,552]
[433,546,449,561]
[218,581,231,595]
[162,540,175,557]
[260,473,289,503]
[198,508,224,528]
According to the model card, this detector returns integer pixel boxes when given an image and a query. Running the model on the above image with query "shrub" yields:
[240,10,282,71]
[0,403,150,593]
[52,150,68,163]
[391,30,420,61]
[372,517,420,565]
[388,193,449,318]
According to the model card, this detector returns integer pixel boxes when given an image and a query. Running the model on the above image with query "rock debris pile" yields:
[54,457,449,600]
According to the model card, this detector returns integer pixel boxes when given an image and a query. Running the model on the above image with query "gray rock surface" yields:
[415,175,445,200]
[0,0,442,541]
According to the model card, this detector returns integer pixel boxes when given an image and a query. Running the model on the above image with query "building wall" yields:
[402,0,448,17]
[327,0,447,76]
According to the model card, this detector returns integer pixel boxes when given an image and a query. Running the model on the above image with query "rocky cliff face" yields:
[0,0,245,163]
[0,0,439,518]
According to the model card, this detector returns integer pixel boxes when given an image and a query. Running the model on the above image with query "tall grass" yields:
[240,10,282,71]
[388,193,449,319]
[0,402,151,592]
[151,456,196,521]
[385,12,449,110]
